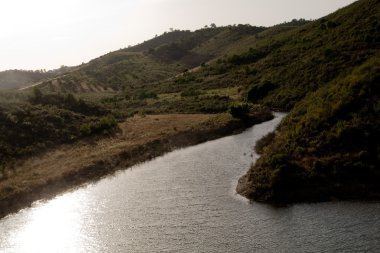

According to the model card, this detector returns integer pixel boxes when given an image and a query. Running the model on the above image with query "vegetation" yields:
[247,80,275,103]
[254,132,276,155]
[0,89,117,169]
[28,88,105,116]
[79,114,117,136]
[0,70,52,90]
[0,67,71,90]
[228,102,249,118]
[237,54,380,203]
[0,0,379,204]
[235,0,380,203]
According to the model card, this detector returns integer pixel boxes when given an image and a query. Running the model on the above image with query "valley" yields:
[0,0,379,215]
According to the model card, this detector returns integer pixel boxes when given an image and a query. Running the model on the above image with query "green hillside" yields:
[0,90,117,168]
[0,0,379,203]
[236,0,380,202]
[33,25,268,94]
[180,0,380,111]
[237,53,380,202]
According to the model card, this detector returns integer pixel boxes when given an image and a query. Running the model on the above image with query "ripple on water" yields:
[0,113,379,253]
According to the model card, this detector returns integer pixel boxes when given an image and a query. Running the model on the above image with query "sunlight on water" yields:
[2,192,91,253]
[1,113,379,252]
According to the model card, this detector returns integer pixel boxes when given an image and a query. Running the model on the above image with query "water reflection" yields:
[1,113,379,252]
[1,192,89,252]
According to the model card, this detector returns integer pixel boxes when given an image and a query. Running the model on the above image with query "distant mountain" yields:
[0,66,72,90]
[0,70,51,90]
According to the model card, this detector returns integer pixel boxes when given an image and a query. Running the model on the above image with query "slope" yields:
[235,0,380,203]
[32,25,268,94]
[237,53,380,202]
[177,0,380,111]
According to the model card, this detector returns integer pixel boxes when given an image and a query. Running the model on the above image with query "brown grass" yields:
[0,113,251,218]
[0,114,210,192]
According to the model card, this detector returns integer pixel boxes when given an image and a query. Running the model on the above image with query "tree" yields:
[31,87,43,103]
[228,102,249,118]
[247,80,275,102]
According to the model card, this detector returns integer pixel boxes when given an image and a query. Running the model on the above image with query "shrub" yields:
[228,102,250,118]
[137,91,158,100]
[324,48,334,58]
[80,115,117,136]
[181,88,202,97]
[255,132,276,154]
[98,114,117,130]
[80,123,92,136]
[28,89,104,116]
[247,80,275,102]
[228,48,266,65]
[175,73,196,84]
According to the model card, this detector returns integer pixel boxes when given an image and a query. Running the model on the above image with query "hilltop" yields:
[32,25,268,94]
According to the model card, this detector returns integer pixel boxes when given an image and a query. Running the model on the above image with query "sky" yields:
[0,0,357,71]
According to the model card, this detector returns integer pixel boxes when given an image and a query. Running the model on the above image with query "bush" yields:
[137,91,158,100]
[175,73,196,84]
[228,102,250,118]
[98,114,117,130]
[181,88,202,97]
[28,89,104,116]
[255,132,276,154]
[80,123,92,136]
[247,80,275,102]
[80,115,117,136]
[228,48,266,65]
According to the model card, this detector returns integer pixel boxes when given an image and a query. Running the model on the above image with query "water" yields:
[1,113,379,253]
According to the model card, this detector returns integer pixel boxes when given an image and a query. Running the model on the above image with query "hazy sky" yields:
[0,0,356,71]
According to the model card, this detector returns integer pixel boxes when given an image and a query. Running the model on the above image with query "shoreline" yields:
[0,111,273,219]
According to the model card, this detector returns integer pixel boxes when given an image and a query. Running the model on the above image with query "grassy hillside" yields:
[0,25,273,171]
[0,91,117,169]
[40,53,183,93]
[178,0,380,111]
[237,53,380,202]
[0,0,378,204]
[33,25,268,94]
[235,0,380,203]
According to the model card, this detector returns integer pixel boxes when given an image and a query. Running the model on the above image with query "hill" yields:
[0,67,72,90]
[31,24,270,94]
[0,70,53,90]
[236,0,380,203]
[175,0,380,111]
[0,0,378,205]
[237,54,380,202]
